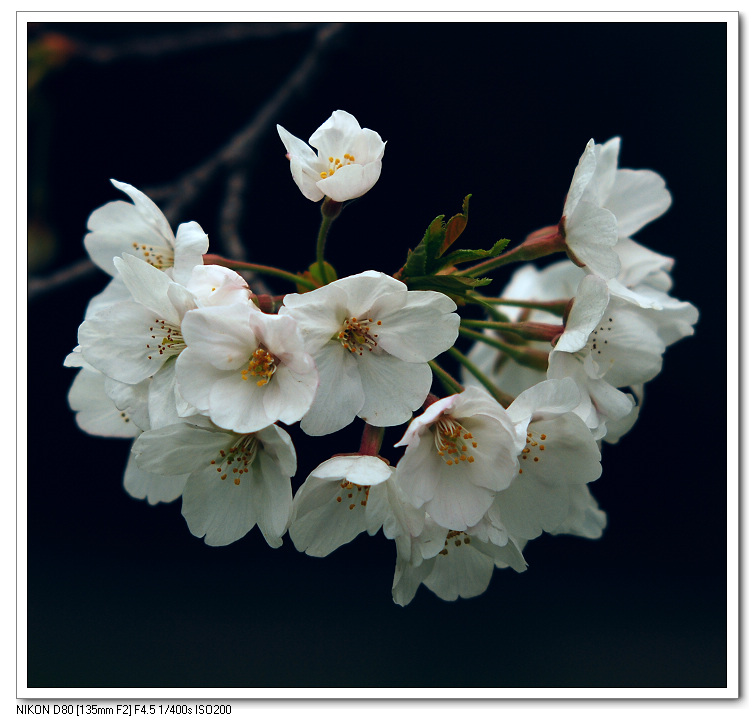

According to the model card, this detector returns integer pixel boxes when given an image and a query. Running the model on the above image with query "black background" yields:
[26,21,728,689]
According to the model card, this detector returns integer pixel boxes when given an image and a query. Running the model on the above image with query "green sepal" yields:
[297,260,337,291]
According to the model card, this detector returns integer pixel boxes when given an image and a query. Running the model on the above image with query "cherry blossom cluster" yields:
[66,110,698,605]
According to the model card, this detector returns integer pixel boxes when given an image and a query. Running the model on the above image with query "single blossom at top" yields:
[84,179,209,284]
[280,271,459,436]
[277,110,386,202]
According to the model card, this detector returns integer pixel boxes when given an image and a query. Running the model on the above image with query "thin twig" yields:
[218,168,271,294]
[63,23,317,64]
[27,258,97,301]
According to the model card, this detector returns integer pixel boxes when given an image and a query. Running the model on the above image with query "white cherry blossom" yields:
[64,350,148,438]
[277,110,385,202]
[288,454,395,557]
[281,270,459,436]
[581,137,672,242]
[394,387,522,531]
[64,350,190,505]
[132,422,296,547]
[549,484,607,540]
[562,137,673,280]
[176,303,318,433]
[85,179,208,284]
[392,520,527,606]
[78,254,197,386]
[471,379,603,544]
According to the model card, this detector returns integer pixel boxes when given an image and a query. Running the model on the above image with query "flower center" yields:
[433,415,477,466]
[518,427,548,472]
[334,480,370,510]
[131,241,174,270]
[209,434,260,486]
[337,316,382,356]
[439,530,472,555]
[146,318,185,360]
[319,153,357,179]
[241,346,278,386]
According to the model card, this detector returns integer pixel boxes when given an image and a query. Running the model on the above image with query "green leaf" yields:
[406,275,493,293]
[403,240,428,277]
[439,194,471,255]
[423,216,447,269]
[439,238,511,269]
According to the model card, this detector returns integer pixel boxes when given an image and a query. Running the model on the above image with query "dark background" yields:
[26,21,728,689]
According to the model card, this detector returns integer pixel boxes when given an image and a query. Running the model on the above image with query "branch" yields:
[217,169,272,295]
[27,258,97,301]
[59,23,318,64]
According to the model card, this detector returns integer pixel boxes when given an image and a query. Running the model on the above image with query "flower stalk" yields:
[460,318,563,343]
[458,221,566,278]
[203,254,319,290]
[315,197,342,285]
[445,346,514,407]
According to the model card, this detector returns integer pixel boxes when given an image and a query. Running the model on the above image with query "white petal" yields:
[78,300,169,384]
[132,423,229,476]
[181,467,258,547]
[554,275,610,353]
[251,449,294,546]
[356,352,431,427]
[550,484,607,539]
[566,201,620,279]
[171,221,209,286]
[123,446,188,505]
[423,542,494,601]
[563,139,596,218]
[290,477,370,556]
[67,367,141,438]
[607,169,672,237]
[300,342,364,436]
[180,305,255,371]
[113,254,181,324]
[207,373,273,433]
[316,161,382,202]
[373,290,459,363]
[310,455,392,486]
[84,180,175,276]
[506,378,581,425]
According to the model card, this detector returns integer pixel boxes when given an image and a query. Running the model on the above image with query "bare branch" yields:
[63,23,318,64]
[218,169,273,295]
[27,258,97,301]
